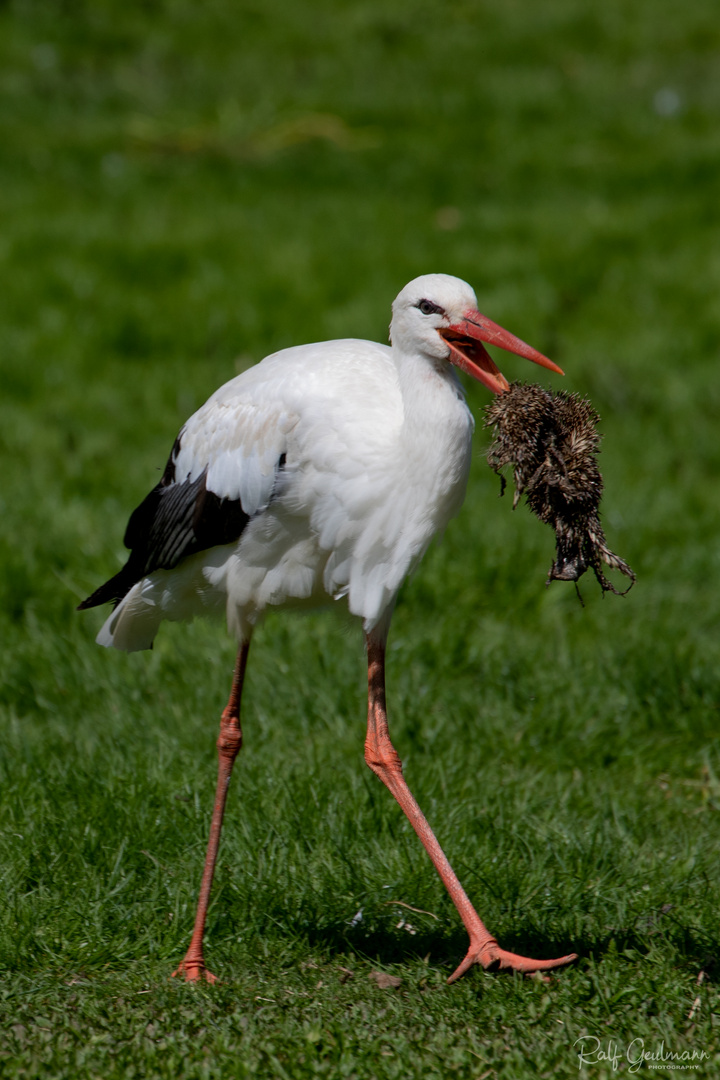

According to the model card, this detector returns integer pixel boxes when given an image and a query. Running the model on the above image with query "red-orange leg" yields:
[364,635,577,983]
[172,640,251,984]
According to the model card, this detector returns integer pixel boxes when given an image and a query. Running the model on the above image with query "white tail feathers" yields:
[96,583,162,652]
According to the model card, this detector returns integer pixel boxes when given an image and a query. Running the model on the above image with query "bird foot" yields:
[447,938,578,984]
[171,957,219,984]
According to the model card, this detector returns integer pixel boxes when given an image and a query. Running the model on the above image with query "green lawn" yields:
[1,0,720,1076]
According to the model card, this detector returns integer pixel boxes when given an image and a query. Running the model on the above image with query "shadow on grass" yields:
[296,920,581,976]
[263,911,719,981]
[580,923,720,978]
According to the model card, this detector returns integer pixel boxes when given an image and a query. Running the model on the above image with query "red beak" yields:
[439,309,564,395]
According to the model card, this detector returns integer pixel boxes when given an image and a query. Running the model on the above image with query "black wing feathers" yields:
[78,434,260,612]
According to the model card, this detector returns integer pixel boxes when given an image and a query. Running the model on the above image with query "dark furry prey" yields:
[485,382,635,596]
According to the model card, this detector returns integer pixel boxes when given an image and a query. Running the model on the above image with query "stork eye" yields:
[417,299,443,316]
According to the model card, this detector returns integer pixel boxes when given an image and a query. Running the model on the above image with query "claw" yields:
[448,940,578,983]
[171,958,219,984]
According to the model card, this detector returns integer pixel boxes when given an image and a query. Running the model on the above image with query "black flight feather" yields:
[78,439,287,612]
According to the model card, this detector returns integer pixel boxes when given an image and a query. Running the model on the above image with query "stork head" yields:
[390,273,563,394]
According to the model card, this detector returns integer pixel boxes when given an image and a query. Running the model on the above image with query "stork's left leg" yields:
[364,634,577,983]
[172,640,250,983]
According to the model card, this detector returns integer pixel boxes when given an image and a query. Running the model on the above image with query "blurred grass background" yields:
[1,0,720,1076]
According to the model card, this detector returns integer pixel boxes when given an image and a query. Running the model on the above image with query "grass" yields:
[1,0,720,1075]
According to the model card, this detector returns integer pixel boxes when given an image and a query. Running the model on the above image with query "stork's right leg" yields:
[364,634,577,982]
[172,640,250,983]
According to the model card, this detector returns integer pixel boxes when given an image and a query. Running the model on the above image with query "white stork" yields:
[80,273,577,983]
